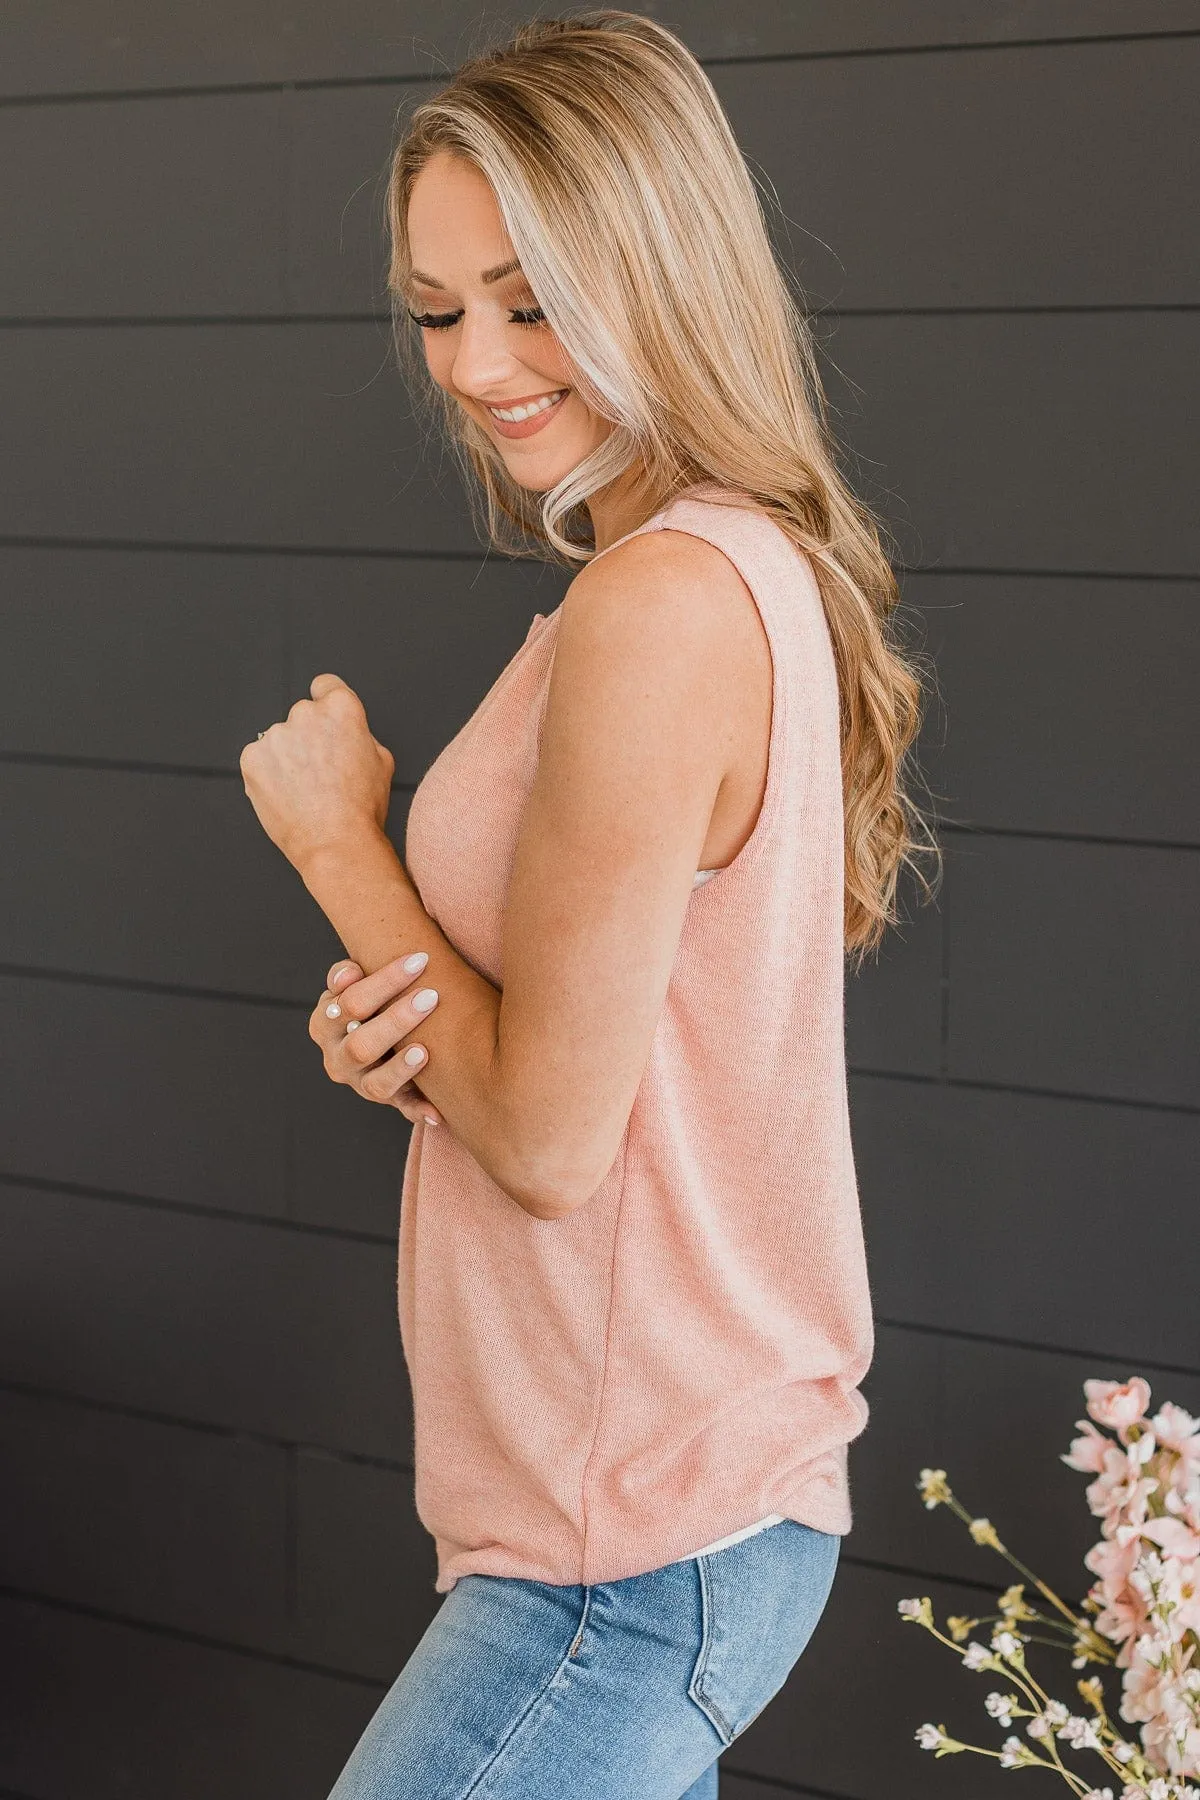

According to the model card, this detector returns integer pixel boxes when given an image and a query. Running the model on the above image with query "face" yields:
[404,151,612,490]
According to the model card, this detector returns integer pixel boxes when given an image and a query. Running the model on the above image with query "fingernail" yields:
[412,988,438,1013]
[425,1115,439,1126]
[325,1001,341,1018]
[402,952,428,974]
[403,1045,426,1066]
[331,968,356,988]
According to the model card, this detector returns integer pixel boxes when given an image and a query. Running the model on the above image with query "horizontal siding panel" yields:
[284,82,404,317]
[0,1388,289,1644]
[0,974,407,1237]
[1,315,1194,571]
[0,975,292,1220]
[912,573,1200,843]
[0,91,286,316]
[4,2,1198,99]
[0,543,561,778]
[0,1593,377,1800]
[0,546,286,765]
[285,550,568,780]
[8,38,1198,320]
[0,322,471,551]
[0,1184,413,1459]
[293,1449,437,1678]
[721,37,1200,310]
[0,763,409,999]
[854,1325,1200,1594]
[821,311,1200,575]
[719,1778,802,1800]
[0,1388,439,1678]
[947,836,1200,1106]
[845,867,943,1076]
[851,1076,1200,1363]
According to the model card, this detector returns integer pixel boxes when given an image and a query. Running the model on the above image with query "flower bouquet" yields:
[898,1377,1200,1800]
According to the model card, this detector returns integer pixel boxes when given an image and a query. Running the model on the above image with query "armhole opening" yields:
[649,515,788,892]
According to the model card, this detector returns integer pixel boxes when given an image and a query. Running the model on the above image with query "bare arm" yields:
[301,529,757,1219]
[298,826,513,1168]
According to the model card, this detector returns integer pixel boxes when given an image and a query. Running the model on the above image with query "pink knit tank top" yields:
[399,482,874,1594]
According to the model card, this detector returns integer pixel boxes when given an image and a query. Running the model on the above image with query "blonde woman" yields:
[240,11,937,1797]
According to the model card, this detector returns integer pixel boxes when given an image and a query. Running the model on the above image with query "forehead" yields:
[406,151,517,283]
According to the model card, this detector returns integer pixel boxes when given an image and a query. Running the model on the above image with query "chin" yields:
[501,454,578,493]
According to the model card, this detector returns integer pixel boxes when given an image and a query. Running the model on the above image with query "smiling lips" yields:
[485,388,569,439]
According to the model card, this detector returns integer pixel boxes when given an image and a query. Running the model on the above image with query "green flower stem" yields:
[940,1491,1112,1653]
[914,1617,1117,1798]
[942,1740,1074,1784]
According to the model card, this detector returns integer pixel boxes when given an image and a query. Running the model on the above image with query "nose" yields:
[450,306,523,401]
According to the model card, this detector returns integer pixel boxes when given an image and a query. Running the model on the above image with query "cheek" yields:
[541,334,575,387]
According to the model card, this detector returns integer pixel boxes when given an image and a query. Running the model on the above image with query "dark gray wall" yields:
[1,6,1197,1796]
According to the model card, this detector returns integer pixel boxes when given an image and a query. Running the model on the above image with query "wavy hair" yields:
[385,9,940,962]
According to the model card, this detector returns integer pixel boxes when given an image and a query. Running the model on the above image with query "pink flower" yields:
[1086,1379,1152,1431]
[1151,1404,1200,1454]
[1121,1654,1171,1722]
[1086,1451,1159,1531]
[1142,1516,1200,1560]
[1064,1420,1114,1473]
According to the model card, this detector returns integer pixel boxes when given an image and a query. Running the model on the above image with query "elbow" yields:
[511,1186,579,1223]
[498,1161,589,1223]
[485,1067,622,1222]
[495,1136,611,1223]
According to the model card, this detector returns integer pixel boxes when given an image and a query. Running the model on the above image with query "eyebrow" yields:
[408,258,524,290]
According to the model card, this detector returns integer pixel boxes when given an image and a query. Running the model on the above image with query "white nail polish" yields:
[412,988,438,1013]
[404,1046,425,1066]
[403,952,428,974]
[325,1002,341,1018]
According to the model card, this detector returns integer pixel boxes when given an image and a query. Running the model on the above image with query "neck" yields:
[585,462,665,554]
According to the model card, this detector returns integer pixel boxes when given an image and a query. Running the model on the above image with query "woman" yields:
[240,12,937,1797]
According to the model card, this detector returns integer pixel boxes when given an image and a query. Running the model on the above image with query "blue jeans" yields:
[326,1517,841,1799]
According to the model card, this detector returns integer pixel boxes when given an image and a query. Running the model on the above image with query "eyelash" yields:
[406,306,547,331]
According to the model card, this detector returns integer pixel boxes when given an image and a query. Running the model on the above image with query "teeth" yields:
[489,389,566,423]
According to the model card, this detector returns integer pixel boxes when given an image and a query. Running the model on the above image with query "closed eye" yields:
[406,306,547,331]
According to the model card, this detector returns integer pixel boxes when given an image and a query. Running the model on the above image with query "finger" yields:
[391,1084,442,1127]
[309,672,352,700]
[326,959,364,990]
[359,1042,428,1102]
[319,953,426,1032]
[337,952,432,1023]
[343,990,438,1069]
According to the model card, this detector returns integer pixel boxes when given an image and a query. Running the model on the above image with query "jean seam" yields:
[458,1587,592,1799]
[687,1555,735,1745]
[568,1584,592,1659]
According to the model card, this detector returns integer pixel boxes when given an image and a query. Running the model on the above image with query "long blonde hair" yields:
[385,9,940,963]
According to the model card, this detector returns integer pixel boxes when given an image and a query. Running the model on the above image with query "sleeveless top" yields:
[399,482,874,1594]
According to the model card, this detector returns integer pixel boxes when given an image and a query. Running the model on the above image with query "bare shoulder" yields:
[561,525,764,667]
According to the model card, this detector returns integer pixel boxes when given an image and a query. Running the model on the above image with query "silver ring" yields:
[256,730,266,740]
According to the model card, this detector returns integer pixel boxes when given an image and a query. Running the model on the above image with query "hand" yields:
[309,953,444,1126]
[240,673,395,873]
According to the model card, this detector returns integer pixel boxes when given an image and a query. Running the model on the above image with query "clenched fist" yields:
[240,672,395,872]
